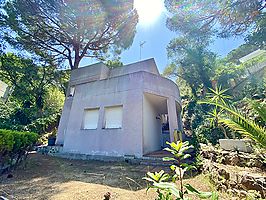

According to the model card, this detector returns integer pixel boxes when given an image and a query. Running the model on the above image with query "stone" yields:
[240,174,266,198]
[202,158,266,199]
[239,190,248,198]
[219,139,253,153]
[227,189,235,195]
[218,168,230,180]
[104,192,111,200]
[217,183,227,192]
[228,154,240,166]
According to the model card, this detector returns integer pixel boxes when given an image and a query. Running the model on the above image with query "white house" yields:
[56,59,182,158]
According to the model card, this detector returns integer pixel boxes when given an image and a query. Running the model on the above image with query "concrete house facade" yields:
[56,58,182,158]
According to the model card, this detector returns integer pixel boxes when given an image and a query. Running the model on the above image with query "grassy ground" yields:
[0,153,216,200]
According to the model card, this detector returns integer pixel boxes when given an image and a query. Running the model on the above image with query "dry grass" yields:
[0,153,215,200]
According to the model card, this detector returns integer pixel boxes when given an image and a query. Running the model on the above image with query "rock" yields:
[200,145,265,170]
[227,189,235,195]
[219,139,253,153]
[218,168,230,180]
[240,174,266,198]
[217,183,227,192]
[103,192,111,200]
[229,180,237,188]
[239,190,247,198]
[228,154,240,166]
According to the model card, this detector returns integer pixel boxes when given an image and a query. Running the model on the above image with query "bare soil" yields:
[0,153,214,200]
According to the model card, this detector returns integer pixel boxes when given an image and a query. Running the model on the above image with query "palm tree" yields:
[200,87,266,147]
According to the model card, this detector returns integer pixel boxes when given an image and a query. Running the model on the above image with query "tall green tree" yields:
[0,53,67,133]
[225,44,259,64]
[164,36,216,97]
[0,53,62,115]
[0,0,138,69]
[164,0,265,38]
[246,13,266,48]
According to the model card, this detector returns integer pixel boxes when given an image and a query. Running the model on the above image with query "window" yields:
[82,108,99,129]
[104,106,123,129]
[69,86,75,97]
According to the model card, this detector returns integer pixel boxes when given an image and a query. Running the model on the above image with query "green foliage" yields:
[200,99,266,147]
[165,37,216,97]
[214,53,266,90]
[206,86,231,105]
[181,98,212,149]
[0,98,61,134]
[0,53,59,110]
[225,44,260,64]
[235,75,266,100]
[0,53,66,134]
[164,0,265,38]
[143,141,218,200]
[43,87,65,114]
[247,13,266,48]
[105,59,123,69]
[249,100,266,123]
[213,60,246,88]
[0,0,138,69]
[0,129,38,168]
[195,125,225,145]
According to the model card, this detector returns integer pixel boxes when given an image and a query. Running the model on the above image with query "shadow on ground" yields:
[0,153,211,200]
[0,153,153,199]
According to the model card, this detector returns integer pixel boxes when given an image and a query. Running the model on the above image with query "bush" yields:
[0,129,38,171]
[195,125,226,145]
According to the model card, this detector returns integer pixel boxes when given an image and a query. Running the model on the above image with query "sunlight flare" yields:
[134,0,165,26]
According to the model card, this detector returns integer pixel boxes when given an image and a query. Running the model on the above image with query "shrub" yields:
[195,125,226,145]
[0,129,38,171]
[143,141,218,200]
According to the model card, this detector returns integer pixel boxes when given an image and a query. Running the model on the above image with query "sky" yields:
[118,0,245,73]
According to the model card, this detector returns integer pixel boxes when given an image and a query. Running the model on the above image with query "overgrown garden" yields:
[0,0,265,199]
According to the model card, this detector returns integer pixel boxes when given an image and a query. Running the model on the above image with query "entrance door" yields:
[161,114,170,148]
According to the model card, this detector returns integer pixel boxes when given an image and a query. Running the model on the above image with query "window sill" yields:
[102,128,122,130]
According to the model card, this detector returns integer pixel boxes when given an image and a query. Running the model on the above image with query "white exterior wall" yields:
[143,94,162,154]
[62,73,144,157]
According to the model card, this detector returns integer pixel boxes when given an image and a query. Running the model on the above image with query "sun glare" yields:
[134,0,165,26]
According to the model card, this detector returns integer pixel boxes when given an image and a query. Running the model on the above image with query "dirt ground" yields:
[0,153,214,200]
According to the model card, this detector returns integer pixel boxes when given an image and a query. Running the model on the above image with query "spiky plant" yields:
[206,86,231,105]
[200,101,266,147]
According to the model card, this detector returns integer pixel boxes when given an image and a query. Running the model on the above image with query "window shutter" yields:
[83,108,99,129]
[105,106,123,129]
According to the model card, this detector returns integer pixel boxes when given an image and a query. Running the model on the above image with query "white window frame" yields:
[82,108,100,130]
[103,105,123,129]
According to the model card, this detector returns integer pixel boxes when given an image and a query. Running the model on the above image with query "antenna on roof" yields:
[139,41,146,60]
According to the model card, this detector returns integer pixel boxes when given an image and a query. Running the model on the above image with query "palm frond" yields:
[199,100,266,147]
[219,117,266,147]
